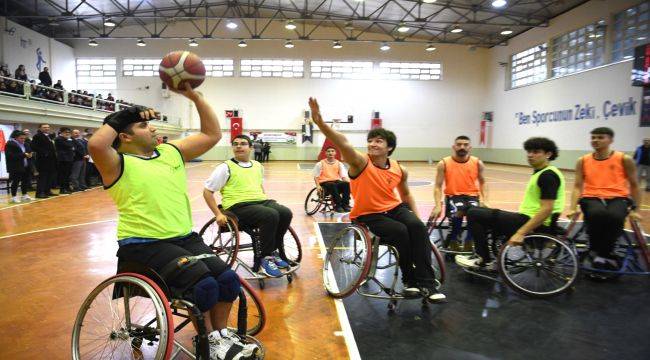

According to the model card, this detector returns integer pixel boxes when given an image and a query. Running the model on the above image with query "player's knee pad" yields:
[192,276,220,312]
[217,269,241,303]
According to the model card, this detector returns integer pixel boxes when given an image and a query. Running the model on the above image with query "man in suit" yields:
[30,123,58,198]
[70,129,89,191]
[55,127,75,194]
[5,130,32,203]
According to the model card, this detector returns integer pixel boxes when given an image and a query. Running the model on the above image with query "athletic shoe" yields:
[461,241,473,253]
[199,331,256,360]
[455,254,497,271]
[259,257,282,277]
[46,192,59,196]
[219,329,260,358]
[334,206,345,213]
[10,196,20,203]
[448,241,462,252]
[419,284,447,303]
[271,251,290,269]
[20,194,32,201]
[402,281,421,298]
[35,193,48,199]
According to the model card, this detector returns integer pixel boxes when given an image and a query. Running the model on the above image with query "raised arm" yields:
[430,160,445,220]
[170,83,222,161]
[308,97,366,176]
[623,155,642,220]
[478,160,489,207]
[397,165,419,215]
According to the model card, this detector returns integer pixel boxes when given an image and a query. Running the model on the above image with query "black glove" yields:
[103,105,151,133]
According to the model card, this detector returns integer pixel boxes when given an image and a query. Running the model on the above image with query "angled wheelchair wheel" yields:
[279,226,302,265]
[630,219,650,271]
[199,216,240,268]
[228,277,266,336]
[323,224,373,298]
[499,234,578,298]
[430,243,446,285]
[304,188,322,215]
[71,273,174,360]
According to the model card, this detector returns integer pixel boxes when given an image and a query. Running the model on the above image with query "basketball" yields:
[159,50,206,90]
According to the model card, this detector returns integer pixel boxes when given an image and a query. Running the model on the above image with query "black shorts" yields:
[116,232,228,296]
[445,195,479,217]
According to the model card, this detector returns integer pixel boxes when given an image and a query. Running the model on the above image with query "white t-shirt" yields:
[204,160,264,192]
[312,160,348,179]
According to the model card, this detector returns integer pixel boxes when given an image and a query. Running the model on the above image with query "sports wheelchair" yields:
[304,187,336,215]
[322,222,446,311]
[199,210,302,289]
[71,255,266,360]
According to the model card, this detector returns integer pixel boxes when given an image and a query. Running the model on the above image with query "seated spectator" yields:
[14,64,28,81]
[0,64,10,78]
[53,80,63,90]
[38,67,52,87]
[8,80,23,95]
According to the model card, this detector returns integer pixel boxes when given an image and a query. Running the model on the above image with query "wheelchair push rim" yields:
[71,273,174,360]
[323,225,373,298]
[304,188,322,215]
[499,234,578,298]
[228,277,267,336]
[199,216,240,268]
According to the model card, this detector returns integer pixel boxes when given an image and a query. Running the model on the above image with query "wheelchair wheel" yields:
[71,273,174,360]
[631,219,650,270]
[228,277,266,336]
[430,243,446,285]
[499,234,578,298]
[323,224,373,298]
[304,188,322,215]
[199,216,240,268]
[427,216,446,250]
[279,226,302,265]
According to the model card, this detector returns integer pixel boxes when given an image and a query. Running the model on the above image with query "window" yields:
[123,58,161,77]
[551,22,605,77]
[612,2,650,62]
[377,62,442,80]
[240,59,304,78]
[510,44,547,88]
[204,59,234,77]
[310,60,374,79]
[76,58,117,90]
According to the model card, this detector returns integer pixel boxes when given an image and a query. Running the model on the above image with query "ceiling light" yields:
[104,17,116,27]
[238,40,248,48]
[285,20,297,30]
[397,23,410,33]
[88,38,98,47]
[500,28,513,35]
[491,0,507,8]
[284,40,294,48]
[425,43,436,52]
[344,21,355,30]
[422,0,437,3]
[137,38,146,47]
[226,20,238,29]
[189,39,198,47]
[637,36,647,41]
[380,42,391,51]
[332,41,343,49]
[450,25,463,33]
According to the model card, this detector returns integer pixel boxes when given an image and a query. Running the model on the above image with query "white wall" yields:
[485,0,650,152]
[49,38,77,89]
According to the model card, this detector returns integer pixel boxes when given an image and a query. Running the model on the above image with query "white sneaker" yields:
[10,196,20,203]
[455,254,482,268]
[21,194,32,201]
[220,329,260,357]
[208,331,256,360]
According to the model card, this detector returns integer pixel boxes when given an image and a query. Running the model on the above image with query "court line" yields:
[0,187,102,211]
[0,219,116,240]
[313,222,361,360]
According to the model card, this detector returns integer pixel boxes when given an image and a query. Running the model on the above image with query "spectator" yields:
[70,129,89,191]
[162,136,168,143]
[55,127,75,194]
[83,132,101,186]
[0,64,10,78]
[5,130,33,203]
[262,141,271,162]
[253,140,262,161]
[634,138,650,192]
[22,129,35,191]
[14,64,27,81]
[31,123,58,198]
[53,80,63,90]
[38,67,52,87]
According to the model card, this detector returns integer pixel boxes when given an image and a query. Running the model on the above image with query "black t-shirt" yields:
[640,147,650,166]
[535,168,560,200]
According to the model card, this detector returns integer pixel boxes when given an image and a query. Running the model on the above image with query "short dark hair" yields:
[111,124,136,150]
[38,123,49,128]
[60,127,71,133]
[10,130,25,139]
[367,128,397,156]
[523,137,559,161]
[590,127,614,138]
[455,135,470,142]
[232,134,252,146]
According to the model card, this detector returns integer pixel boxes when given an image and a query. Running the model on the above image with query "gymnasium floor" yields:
[1,160,648,359]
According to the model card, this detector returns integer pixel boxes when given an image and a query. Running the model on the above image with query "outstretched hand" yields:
[171,82,202,102]
[308,97,323,123]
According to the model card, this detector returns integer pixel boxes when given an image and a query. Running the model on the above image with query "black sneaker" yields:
[420,283,447,303]
[334,206,345,213]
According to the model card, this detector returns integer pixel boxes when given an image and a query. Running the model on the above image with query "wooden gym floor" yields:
[0,160,648,359]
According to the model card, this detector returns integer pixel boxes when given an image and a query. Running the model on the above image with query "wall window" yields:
[551,22,606,77]
[310,60,374,79]
[76,58,117,90]
[240,59,304,78]
[510,43,547,88]
[123,58,161,77]
[378,62,442,80]
[612,2,650,62]
[204,59,234,77]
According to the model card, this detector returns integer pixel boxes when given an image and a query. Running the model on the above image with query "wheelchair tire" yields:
[71,273,174,360]
[323,224,373,298]
[199,216,240,268]
[228,277,266,336]
[304,188,322,215]
[499,234,578,298]
[280,226,302,265]
[431,243,446,285]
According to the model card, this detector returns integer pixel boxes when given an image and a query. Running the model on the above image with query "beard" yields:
[456,150,468,157]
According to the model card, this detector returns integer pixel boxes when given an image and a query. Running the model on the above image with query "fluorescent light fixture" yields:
[500,28,513,35]
[285,20,297,30]
[284,40,295,48]
[491,0,507,8]
[332,41,343,49]
[137,38,146,47]
[425,43,436,52]
[380,42,391,51]
[238,40,248,48]
[104,17,116,27]
[226,20,238,29]
[189,39,198,47]
[88,38,98,47]
[450,25,463,33]
[397,23,410,33]
[422,0,437,3]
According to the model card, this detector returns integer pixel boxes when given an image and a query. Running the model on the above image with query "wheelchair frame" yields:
[304,186,336,215]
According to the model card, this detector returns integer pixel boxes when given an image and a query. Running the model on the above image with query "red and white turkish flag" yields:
[230,117,243,142]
